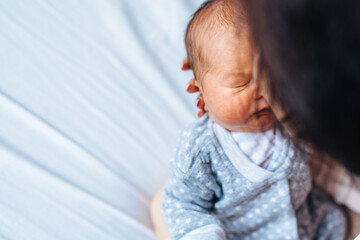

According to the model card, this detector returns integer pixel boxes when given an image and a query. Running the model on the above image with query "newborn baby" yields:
[161,0,346,239]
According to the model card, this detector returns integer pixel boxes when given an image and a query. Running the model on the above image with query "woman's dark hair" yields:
[245,0,360,174]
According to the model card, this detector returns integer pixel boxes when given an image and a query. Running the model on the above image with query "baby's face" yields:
[197,31,275,132]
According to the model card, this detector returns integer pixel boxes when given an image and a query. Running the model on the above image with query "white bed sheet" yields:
[0,1,205,239]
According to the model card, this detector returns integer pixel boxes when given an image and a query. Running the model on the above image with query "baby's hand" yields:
[181,58,207,117]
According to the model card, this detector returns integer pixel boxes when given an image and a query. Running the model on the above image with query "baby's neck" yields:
[228,124,274,133]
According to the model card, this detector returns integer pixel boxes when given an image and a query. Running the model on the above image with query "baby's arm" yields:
[161,148,225,240]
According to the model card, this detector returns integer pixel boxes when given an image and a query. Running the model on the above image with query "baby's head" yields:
[185,0,275,132]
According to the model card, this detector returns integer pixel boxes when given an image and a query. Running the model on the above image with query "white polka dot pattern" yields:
[161,115,346,240]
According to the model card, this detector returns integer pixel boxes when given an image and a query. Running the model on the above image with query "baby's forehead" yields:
[200,29,251,59]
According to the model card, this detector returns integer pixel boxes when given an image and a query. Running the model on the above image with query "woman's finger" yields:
[196,95,207,118]
[181,58,191,71]
[186,78,199,93]
[196,96,205,109]
[182,59,205,118]
[197,108,206,118]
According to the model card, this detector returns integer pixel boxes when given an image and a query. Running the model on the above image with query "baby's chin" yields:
[218,113,276,133]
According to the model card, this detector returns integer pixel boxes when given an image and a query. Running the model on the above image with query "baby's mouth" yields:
[254,107,272,116]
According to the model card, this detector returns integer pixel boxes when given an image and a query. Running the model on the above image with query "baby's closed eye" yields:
[227,79,252,94]
[222,72,252,89]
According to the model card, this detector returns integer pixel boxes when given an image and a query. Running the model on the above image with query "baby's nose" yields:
[254,88,264,100]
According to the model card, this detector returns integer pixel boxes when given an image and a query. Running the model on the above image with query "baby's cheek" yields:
[215,99,248,123]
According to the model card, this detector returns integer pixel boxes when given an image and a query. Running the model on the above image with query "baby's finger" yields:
[186,78,199,93]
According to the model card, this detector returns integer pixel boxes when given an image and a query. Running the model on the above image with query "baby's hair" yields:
[185,0,248,80]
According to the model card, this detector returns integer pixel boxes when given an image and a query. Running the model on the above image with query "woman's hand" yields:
[181,58,207,117]
[150,185,169,240]
[150,59,208,240]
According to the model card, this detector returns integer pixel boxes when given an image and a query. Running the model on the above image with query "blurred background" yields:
[0,1,205,239]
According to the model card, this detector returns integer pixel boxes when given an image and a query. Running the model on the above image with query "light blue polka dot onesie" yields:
[161,114,346,240]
